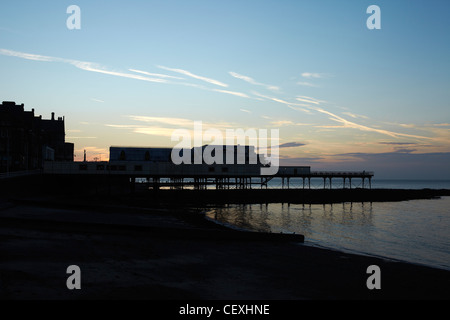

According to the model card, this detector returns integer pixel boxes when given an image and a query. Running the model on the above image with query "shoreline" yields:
[206,206,450,273]
[0,194,449,300]
[122,188,450,205]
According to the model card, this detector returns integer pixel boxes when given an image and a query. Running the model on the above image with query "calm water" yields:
[204,180,450,270]
[264,178,450,190]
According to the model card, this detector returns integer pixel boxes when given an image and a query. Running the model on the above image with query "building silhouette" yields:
[109,145,266,165]
[0,101,73,173]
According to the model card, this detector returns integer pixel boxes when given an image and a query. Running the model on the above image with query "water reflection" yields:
[204,198,450,270]
[206,202,374,237]
[207,201,379,259]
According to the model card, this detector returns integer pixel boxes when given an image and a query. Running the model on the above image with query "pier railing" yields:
[40,161,374,190]
[310,171,374,177]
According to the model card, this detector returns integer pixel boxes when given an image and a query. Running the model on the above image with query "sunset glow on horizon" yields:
[1,0,449,179]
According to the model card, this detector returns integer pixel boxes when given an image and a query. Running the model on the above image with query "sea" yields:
[203,179,450,271]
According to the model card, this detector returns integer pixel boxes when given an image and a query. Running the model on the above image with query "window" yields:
[119,150,126,160]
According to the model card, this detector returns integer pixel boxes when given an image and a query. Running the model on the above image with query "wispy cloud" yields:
[378,142,418,145]
[252,92,318,116]
[296,96,323,105]
[124,115,268,140]
[127,115,194,128]
[0,48,275,103]
[328,151,450,179]
[311,106,433,140]
[72,61,168,83]
[392,148,417,153]
[271,120,294,127]
[157,65,228,87]
[213,89,249,98]
[297,81,319,87]
[381,122,450,147]
[128,68,184,80]
[134,127,179,137]
[126,115,235,131]
[175,81,250,99]
[433,123,450,127]
[116,116,196,138]
[278,142,306,148]
[342,112,369,119]
[252,91,305,107]
[0,48,169,83]
[1,49,255,101]
[105,124,141,129]
[9,48,235,94]
[287,105,313,114]
[4,48,445,155]
[0,48,55,61]
[229,71,279,92]
[301,72,332,79]
[270,119,312,127]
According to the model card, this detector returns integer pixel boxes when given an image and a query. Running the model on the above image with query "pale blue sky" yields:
[1,0,449,178]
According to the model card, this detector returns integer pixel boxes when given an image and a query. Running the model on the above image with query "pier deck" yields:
[42,161,374,190]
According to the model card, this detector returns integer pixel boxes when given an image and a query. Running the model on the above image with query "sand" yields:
[0,195,449,303]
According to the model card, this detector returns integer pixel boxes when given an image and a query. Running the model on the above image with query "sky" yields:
[0,0,449,179]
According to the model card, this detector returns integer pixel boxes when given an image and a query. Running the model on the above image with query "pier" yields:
[278,171,374,190]
[5,164,449,205]
[42,161,374,190]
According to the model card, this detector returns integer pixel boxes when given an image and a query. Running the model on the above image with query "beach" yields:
[0,194,449,301]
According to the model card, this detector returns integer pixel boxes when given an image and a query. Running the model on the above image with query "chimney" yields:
[51,112,55,121]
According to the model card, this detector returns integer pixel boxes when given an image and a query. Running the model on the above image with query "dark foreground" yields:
[0,195,449,301]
